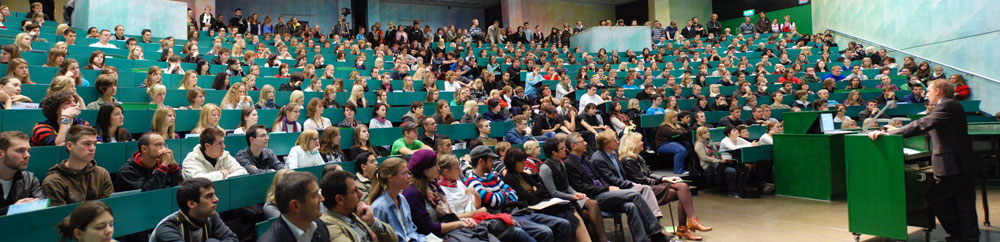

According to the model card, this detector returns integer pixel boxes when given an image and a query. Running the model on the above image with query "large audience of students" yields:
[0,2,984,242]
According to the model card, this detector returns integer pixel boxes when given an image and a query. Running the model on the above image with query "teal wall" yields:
[812,0,1000,113]
[720,4,813,35]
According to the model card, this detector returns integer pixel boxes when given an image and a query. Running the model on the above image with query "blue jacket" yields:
[484,111,506,122]
[504,127,534,144]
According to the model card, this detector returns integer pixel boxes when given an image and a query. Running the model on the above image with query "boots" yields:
[674,225,703,241]
[687,217,712,231]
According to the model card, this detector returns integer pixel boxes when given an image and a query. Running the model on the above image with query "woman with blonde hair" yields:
[320,65,336,79]
[151,107,178,139]
[147,84,170,109]
[47,76,87,109]
[347,84,369,108]
[287,129,323,168]
[178,71,199,90]
[5,58,32,84]
[44,48,66,67]
[262,169,295,218]
[221,82,253,109]
[272,103,302,133]
[191,103,223,134]
[256,84,278,109]
[400,75,416,92]
[459,100,480,123]
[655,111,690,174]
[619,131,710,239]
[13,33,31,52]
[289,90,305,106]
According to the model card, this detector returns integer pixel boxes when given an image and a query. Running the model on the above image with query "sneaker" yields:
[679,171,690,176]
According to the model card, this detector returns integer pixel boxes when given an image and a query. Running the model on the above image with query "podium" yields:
[844,134,934,241]
[772,111,849,200]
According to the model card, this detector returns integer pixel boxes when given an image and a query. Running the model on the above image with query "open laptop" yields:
[820,112,854,135]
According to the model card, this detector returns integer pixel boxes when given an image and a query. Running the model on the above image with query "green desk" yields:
[844,134,934,241]
[772,133,847,200]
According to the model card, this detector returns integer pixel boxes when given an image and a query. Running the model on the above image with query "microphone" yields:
[863,100,897,133]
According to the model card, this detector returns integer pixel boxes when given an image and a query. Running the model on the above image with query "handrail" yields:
[826,28,1000,85]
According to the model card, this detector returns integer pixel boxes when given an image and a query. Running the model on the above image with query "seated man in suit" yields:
[259,171,330,242]
[560,133,674,242]
[589,130,665,218]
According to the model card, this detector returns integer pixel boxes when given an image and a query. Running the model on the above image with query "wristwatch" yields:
[60,117,72,125]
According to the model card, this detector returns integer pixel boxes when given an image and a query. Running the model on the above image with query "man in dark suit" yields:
[870,79,982,241]
[259,171,330,242]
[560,134,674,242]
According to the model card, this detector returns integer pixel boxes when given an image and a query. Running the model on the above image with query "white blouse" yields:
[287,145,325,169]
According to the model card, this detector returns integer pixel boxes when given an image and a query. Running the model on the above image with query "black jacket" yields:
[532,115,561,136]
[234,148,285,175]
[0,170,45,214]
[115,152,183,192]
[502,172,551,207]
[151,211,239,242]
[564,154,610,198]
[590,150,634,189]
[888,98,983,177]
[620,156,664,186]
[258,217,331,242]
[182,54,207,64]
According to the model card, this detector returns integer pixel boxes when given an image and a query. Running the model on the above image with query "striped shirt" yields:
[31,119,91,146]
[464,172,518,209]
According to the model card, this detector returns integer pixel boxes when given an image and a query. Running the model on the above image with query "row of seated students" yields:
[2,121,717,241]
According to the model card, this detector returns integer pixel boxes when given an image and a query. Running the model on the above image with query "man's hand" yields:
[159,149,176,167]
[220,169,231,178]
[608,186,620,192]
[573,193,587,200]
[356,202,376,226]
[14,198,40,204]
[61,106,81,119]
[868,130,886,140]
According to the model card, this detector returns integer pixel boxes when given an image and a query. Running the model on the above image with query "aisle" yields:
[644,188,1000,241]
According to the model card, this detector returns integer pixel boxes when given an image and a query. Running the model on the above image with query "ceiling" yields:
[381,0,638,9]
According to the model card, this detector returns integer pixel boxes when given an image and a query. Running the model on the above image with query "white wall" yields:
[812,0,1000,113]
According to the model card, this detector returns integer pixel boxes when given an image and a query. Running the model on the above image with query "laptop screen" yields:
[820,112,835,132]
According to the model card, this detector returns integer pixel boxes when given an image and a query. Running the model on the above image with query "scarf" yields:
[282,117,300,133]
[437,175,458,188]
[374,117,387,124]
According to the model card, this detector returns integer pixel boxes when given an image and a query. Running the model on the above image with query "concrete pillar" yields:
[648,0,670,23]
[501,0,523,28]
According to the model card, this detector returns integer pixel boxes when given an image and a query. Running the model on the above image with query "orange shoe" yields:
[674,225,703,241]
[687,217,712,232]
